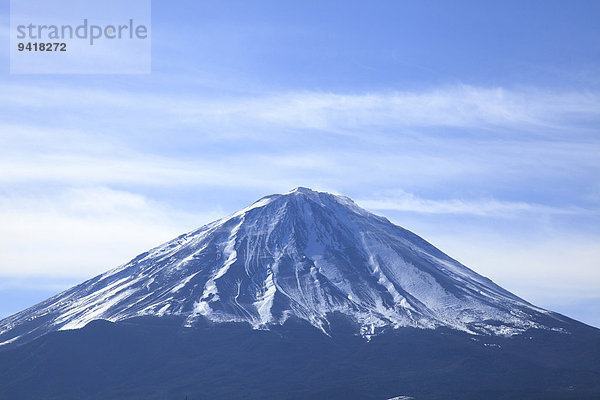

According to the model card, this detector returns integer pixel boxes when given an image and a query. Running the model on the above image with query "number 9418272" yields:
[18,42,66,52]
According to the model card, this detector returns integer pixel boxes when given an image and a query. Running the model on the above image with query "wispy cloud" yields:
[429,233,600,295]
[0,276,80,292]
[357,190,596,217]
[0,150,337,191]
[1,84,598,138]
[218,87,600,134]
[0,187,223,277]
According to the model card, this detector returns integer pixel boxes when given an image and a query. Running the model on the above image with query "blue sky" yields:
[0,1,599,327]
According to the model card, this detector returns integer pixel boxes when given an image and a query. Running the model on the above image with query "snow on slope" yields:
[0,188,559,346]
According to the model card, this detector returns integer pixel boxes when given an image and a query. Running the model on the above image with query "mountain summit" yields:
[0,188,563,346]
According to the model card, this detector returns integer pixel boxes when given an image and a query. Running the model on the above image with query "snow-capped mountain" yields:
[0,187,562,346]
